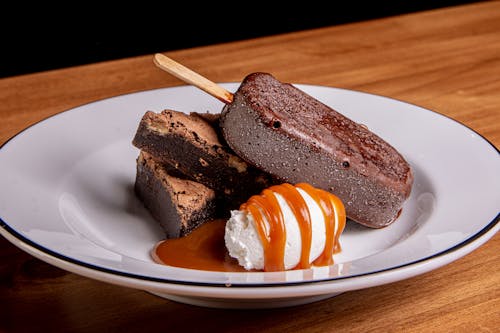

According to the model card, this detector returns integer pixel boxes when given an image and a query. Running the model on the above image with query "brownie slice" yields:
[135,151,217,238]
[220,72,414,228]
[132,109,276,210]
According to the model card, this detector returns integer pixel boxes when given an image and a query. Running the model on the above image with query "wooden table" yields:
[1,2,499,332]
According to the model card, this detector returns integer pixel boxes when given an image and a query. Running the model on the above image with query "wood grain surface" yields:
[1,2,499,332]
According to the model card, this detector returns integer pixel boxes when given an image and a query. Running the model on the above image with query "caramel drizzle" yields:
[241,183,346,272]
[241,189,286,271]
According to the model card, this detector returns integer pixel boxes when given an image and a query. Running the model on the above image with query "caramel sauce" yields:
[241,189,287,271]
[272,183,311,269]
[297,183,345,266]
[152,219,247,272]
[153,183,346,273]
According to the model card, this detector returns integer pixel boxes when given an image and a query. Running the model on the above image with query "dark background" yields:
[0,1,482,78]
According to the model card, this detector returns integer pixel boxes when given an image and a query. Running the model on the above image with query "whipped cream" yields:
[224,185,343,271]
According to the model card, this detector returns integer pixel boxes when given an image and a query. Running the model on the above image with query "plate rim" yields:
[0,83,499,292]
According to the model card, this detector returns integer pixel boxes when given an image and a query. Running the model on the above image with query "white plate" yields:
[0,84,498,309]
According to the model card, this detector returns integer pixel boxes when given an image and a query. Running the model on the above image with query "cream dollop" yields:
[224,185,345,271]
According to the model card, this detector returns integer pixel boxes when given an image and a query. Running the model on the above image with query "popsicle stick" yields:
[153,53,234,104]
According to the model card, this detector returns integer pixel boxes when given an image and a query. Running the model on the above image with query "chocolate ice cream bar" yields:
[219,72,413,228]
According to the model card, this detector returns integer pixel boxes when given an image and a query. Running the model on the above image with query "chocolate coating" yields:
[220,72,414,228]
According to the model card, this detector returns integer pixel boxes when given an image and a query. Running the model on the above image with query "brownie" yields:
[135,151,217,238]
[219,72,414,228]
[132,109,276,210]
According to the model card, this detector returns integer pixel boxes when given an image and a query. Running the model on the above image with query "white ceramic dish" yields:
[0,84,498,309]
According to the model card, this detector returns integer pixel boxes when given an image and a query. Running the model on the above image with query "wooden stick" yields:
[153,53,234,104]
